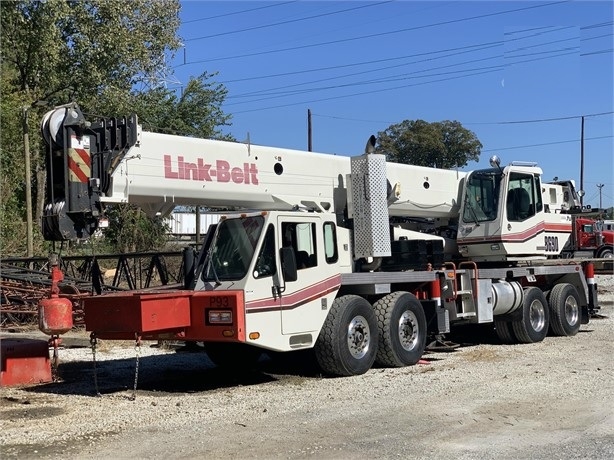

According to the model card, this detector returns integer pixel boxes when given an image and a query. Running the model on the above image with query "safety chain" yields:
[49,335,61,382]
[90,332,101,397]
[130,334,142,401]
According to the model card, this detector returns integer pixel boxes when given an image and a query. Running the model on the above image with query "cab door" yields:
[243,223,283,335]
[278,216,338,335]
[502,171,546,258]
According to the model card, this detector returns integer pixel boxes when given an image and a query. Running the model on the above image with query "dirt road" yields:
[1,277,613,459]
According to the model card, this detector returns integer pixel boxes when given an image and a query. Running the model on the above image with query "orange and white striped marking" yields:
[68,136,90,183]
[584,263,595,286]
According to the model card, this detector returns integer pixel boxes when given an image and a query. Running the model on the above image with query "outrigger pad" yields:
[0,338,52,387]
[425,337,460,353]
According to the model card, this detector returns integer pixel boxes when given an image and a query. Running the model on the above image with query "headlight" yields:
[208,310,233,324]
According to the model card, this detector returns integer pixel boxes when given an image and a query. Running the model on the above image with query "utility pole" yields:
[597,183,604,211]
[580,115,584,206]
[195,206,201,245]
[307,109,312,152]
[22,106,34,257]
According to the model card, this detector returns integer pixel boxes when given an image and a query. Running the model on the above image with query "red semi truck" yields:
[569,217,614,259]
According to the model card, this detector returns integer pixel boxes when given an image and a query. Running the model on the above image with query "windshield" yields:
[462,169,502,223]
[202,215,265,282]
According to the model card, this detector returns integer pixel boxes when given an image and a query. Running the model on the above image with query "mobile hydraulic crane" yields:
[39,103,599,376]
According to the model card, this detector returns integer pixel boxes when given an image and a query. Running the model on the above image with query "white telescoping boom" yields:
[40,103,599,376]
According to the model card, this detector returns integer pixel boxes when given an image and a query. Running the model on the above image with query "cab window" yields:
[507,173,537,222]
[323,222,338,263]
[282,222,317,270]
[253,224,276,279]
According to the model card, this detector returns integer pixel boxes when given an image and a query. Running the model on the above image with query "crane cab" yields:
[456,159,574,262]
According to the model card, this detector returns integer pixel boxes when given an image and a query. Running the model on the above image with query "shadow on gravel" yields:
[21,347,323,397]
[447,323,501,346]
[447,323,596,346]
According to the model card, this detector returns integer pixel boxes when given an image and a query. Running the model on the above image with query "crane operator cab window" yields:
[462,169,502,223]
[253,224,277,279]
[281,222,317,270]
[506,172,542,222]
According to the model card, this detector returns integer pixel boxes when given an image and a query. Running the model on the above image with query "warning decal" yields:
[68,147,91,183]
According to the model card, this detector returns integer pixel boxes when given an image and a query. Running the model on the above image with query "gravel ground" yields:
[1,275,613,459]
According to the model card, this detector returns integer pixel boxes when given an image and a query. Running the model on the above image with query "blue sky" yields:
[171,0,613,209]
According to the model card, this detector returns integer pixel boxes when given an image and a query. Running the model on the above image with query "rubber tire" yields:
[597,246,613,259]
[373,292,427,367]
[494,319,517,344]
[315,295,378,376]
[548,283,582,337]
[512,287,550,344]
[205,342,262,370]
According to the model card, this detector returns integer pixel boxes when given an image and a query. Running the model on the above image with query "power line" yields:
[232,67,504,114]
[228,66,506,105]
[482,135,613,152]
[504,25,570,36]
[211,26,608,95]
[185,1,392,41]
[481,111,614,125]
[179,1,569,64]
[220,40,502,84]
[173,3,610,118]
[505,46,578,60]
[182,1,297,24]
[581,49,614,56]
[225,30,594,101]
[177,26,610,111]
[581,33,614,42]
[312,111,614,126]
[227,48,583,108]
[505,34,578,56]
[232,41,601,112]
[581,21,614,30]
[314,114,397,125]
[504,25,574,42]
[225,38,610,112]
[228,62,507,103]
[227,44,503,100]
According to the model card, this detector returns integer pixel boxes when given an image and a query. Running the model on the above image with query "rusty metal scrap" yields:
[1,251,186,329]
[0,266,89,329]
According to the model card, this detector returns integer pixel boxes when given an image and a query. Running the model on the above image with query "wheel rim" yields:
[564,295,579,326]
[529,299,546,332]
[398,310,419,351]
[347,315,371,359]
[602,250,613,259]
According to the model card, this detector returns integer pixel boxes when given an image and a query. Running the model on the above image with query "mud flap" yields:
[584,262,599,319]
[581,305,590,324]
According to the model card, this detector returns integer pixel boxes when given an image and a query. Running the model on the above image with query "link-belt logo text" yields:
[164,155,259,185]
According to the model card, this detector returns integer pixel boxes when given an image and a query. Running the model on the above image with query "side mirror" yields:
[182,246,196,289]
[280,247,298,282]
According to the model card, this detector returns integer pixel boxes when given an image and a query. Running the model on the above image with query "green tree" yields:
[121,72,233,140]
[0,66,28,254]
[0,0,182,255]
[0,1,232,256]
[375,119,482,169]
[103,204,170,253]
[1,0,182,108]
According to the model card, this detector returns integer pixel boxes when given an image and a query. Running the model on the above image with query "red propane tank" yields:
[38,262,73,335]
[38,295,73,335]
